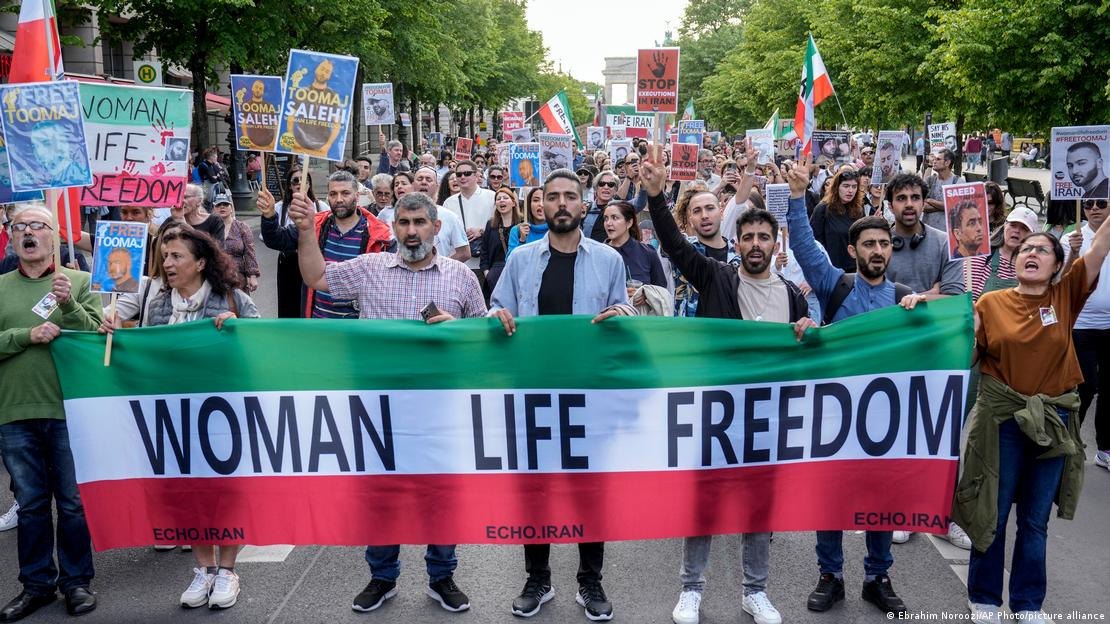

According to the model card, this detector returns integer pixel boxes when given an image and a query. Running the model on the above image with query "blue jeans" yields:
[967,410,1067,611]
[0,420,94,595]
[364,545,456,583]
[815,530,893,578]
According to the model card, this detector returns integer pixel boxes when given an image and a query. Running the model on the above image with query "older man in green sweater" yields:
[0,205,101,621]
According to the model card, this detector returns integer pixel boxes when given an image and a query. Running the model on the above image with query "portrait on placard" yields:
[90,220,149,294]
[231,75,282,152]
[873,131,905,186]
[0,81,93,192]
[811,130,850,167]
[362,83,395,126]
[586,126,605,151]
[276,49,358,162]
[1051,125,1110,200]
[943,182,990,260]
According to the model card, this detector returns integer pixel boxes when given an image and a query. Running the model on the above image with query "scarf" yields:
[169,281,211,325]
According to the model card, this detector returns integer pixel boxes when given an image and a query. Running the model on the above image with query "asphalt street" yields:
[1,162,1105,623]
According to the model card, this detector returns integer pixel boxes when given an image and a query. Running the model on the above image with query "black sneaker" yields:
[351,579,397,612]
[862,575,907,615]
[806,573,845,612]
[511,578,554,618]
[576,583,613,621]
[426,577,470,612]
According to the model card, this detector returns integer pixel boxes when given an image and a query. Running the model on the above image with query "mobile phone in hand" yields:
[420,301,441,322]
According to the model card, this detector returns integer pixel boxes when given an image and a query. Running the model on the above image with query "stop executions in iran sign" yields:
[636,48,680,114]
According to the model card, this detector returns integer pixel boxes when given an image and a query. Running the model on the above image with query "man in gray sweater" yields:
[884,173,965,298]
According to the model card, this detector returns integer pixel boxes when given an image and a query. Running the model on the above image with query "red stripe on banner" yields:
[78,459,956,551]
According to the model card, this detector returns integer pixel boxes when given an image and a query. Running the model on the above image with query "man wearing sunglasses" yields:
[444,160,496,275]
[0,206,102,620]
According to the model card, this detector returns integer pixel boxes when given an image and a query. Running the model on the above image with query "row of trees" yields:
[675,0,1110,139]
[45,0,566,155]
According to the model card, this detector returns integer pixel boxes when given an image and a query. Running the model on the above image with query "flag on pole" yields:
[538,89,581,148]
[10,0,82,243]
[792,34,835,156]
[593,86,605,126]
[681,98,696,121]
[765,109,797,141]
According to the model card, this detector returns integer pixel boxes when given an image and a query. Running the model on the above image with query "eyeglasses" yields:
[597,181,617,188]
[11,221,52,232]
[456,170,475,177]
[1018,244,1054,256]
[625,159,640,165]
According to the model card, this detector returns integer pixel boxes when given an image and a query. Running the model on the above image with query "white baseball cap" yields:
[1005,206,1039,234]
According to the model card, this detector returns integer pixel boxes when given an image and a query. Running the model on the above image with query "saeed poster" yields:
[361,83,395,126]
[90,220,148,294]
[1050,125,1110,200]
[942,182,990,261]
[230,74,282,152]
[276,49,358,162]
[0,80,92,192]
[509,142,540,187]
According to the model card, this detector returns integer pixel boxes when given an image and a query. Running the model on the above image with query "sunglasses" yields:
[597,181,617,188]
[1084,200,1108,210]
[456,170,475,177]
[488,174,504,179]
[11,221,52,232]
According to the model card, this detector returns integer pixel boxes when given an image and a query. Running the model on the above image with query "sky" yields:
[525,0,689,85]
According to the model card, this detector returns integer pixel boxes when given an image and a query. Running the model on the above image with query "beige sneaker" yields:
[207,569,240,610]
[180,568,214,608]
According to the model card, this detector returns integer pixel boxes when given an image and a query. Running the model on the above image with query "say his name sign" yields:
[636,48,680,114]
[0,81,93,192]
[276,49,358,162]
[670,142,698,181]
[1049,125,1110,200]
[52,299,971,550]
[230,75,282,152]
[361,82,394,126]
[78,83,192,207]
[90,220,148,295]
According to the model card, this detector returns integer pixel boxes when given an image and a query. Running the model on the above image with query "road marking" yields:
[238,545,295,563]
[266,546,326,624]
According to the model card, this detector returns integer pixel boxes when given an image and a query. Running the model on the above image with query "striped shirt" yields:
[325,251,487,320]
[969,251,1017,302]
[313,215,369,319]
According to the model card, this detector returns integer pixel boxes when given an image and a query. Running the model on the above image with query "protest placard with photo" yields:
[928,122,957,154]
[636,48,680,114]
[811,130,851,166]
[605,105,651,138]
[509,142,540,187]
[765,183,791,222]
[538,132,573,179]
[1050,125,1110,200]
[0,132,43,204]
[454,137,474,161]
[509,128,532,143]
[873,130,905,186]
[678,119,704,147]
[610,139,633,166]
[90,220,148,294]
[585,126,605,151]
[670,142,698,181]
[708,131,722,146]
[495,141,510,168]
[610,125,627,140]
[0,81,92,192]
[428,131,444,149]
[747,128,774,165]
[78,83,192,207]
[230,75,282,152]
[399,112,411,127]
[942,182,990,260]
[276,49,358,162]
[361,82,394,126]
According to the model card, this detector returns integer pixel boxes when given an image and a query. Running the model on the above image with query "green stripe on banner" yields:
[51,296,972,399]
[79,83,192,127]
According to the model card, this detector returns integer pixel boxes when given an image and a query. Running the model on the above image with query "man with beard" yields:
[1066,142,1109,199]
[290,191,484,616]
[950,200,986,259]
[640,148,813,624]
[257,170,392,318]
[582,171,619,242]
[785,153,914,616]
[924,149,964,231]
[885,173,965,298]
[488,168,633,622]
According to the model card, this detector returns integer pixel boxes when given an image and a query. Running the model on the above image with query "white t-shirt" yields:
[1065,224,1110,329]
[444,188,495,268]
[434,206,469,258]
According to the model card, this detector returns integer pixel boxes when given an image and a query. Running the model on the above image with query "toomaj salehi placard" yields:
[275,49,358,162]
[1050,125,1110,200]
[230,75,282,152]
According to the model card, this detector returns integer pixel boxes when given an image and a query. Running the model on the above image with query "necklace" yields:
[1015,287,1048,319]
[741,273,776,321]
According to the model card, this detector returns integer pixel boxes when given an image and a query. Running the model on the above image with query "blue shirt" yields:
[491,233,633,318]
[506,223,548,259]
[313,215,369,319]
[786,196,898,323]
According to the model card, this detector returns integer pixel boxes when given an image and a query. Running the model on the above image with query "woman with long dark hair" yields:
[479,188,521,294]
[260,167,325,318]
[507,187,547,257]
[437,171,460,206]
[810,167,864,272]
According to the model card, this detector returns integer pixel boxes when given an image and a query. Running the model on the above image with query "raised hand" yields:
[650,51,667,78]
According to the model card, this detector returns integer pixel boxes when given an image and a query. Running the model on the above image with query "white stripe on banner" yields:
[65,370,966,483]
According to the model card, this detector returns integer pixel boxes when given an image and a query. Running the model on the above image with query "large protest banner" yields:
[78,83,192,207]
[276,49,358,162]
[1050,125,1110,200]
[230,75,282,152]
[53,298,971,550]
[361,83,394,126]
[636,48,680,114]
[605,105,653,139]
[0,81,92,192]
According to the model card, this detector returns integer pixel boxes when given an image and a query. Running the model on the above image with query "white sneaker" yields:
[180,568,214,608]
[968,602,1003,623]
[742,591,782,624]
[946,522,973,550]
[0,502,18,531]
[208,569,240,609]
[1095,450,1110,470]
[1015,611,1051,624]
[672,590,701,624]
[892,531,912,543]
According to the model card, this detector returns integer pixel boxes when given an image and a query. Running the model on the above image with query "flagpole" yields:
[42,0,77,266]
[832,91,849,130]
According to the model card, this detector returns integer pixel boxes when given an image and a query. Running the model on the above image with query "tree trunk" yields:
[468,106,475,138]
[478,102,485,141]
[410,96,420,154]
[433,103,441,133]
[396,83,409,156]
[954,112,965,176]
[188,51,208,152]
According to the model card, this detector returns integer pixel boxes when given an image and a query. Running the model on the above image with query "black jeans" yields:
[1074,328,1110,450]
[523,542,604,586]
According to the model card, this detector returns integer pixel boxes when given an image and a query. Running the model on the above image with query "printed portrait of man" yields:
[949,199,986,259]
[105,248,139,293]
[242,79,278,149]
[1066,141,1109,199]
[588,128,604,150]
[879,140,899,180]
[23,120,89,188]
[165,138,189,162]
[290,59,343,157]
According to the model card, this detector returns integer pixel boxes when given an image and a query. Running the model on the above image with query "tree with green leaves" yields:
[674,0,748,113]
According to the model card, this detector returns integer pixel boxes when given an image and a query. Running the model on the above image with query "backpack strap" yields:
[822,273,856,325]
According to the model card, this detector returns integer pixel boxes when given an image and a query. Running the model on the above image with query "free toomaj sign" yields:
[636,48,680,114]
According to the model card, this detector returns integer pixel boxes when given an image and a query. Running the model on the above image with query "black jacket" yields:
[646,192,808,322]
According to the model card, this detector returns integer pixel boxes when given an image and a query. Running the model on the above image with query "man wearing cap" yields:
[966,206,1037,302]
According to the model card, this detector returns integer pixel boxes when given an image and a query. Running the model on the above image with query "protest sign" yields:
[605,105,652,138]
[708,131,722,146]
[668,132,679,147]
[361,82,394,126]
[609,139,632,166]
[78,83,192,207]
[677,120,704,148]
[90,220,148,294]
[230,75,282,152]
[399,112,411,127]
[928,122,956,154]
[508,142,540,187]
[428,132,444,149]
[765,183,790,222]
[0,81,92,192]
[495,142,510,168]
[53,297,970,550]
[1050,125,1110,200]
[942,182,990,260]
[454,137,474,161]
[610,125,627,140]
[636,48,680,114]
[538,132,573,179]
[0,133,43,204]
[873,130,905,186]
[502,111,524,140]
[509,128,533,143]
[811,130,850,166]
[275,49,358,162]
[747,128,774,165]
[670,142,698,181]
[585,126,605,151]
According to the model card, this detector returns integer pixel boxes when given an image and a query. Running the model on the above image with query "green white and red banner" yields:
[51,298,972,551]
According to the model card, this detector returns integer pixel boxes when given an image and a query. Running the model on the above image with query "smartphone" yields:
[420,301,441,322]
